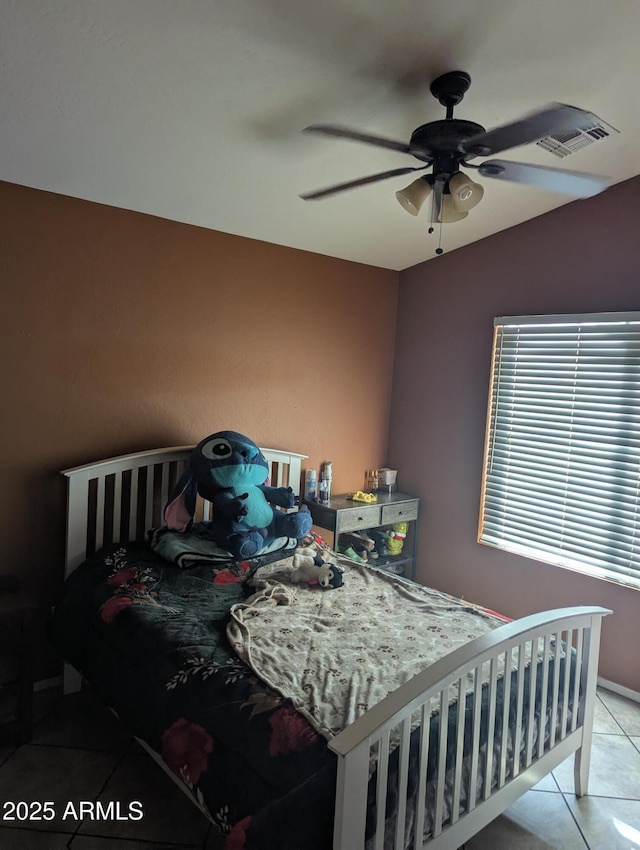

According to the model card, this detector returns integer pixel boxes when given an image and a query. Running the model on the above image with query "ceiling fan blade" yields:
[478,159,610,197]
[462,103,600,158]
[300,166,427,200]
[303,124,411,155]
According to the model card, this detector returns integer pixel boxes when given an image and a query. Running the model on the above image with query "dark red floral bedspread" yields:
[50,542,573,850]
[49,542,337,849]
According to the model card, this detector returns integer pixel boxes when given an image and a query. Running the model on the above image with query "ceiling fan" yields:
[300,71,612,231]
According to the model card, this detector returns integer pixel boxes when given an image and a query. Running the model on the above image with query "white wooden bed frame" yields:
[61,446,611,850]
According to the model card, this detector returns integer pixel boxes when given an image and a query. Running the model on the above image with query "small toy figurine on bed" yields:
[164,430,312,559]
[291,548,344,589]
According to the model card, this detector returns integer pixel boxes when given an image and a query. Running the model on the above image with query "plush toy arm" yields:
[258,485,296,509]
[212,489,249,522]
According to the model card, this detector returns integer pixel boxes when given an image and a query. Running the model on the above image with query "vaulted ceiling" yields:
[2,0,639,270]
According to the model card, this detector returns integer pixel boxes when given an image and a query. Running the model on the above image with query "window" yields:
[479,311,640,590]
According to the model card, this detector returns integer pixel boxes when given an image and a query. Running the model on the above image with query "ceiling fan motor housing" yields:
[409,119,486,163]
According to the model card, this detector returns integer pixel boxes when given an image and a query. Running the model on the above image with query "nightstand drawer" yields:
[338,505,381,532]
[381,502,419,525]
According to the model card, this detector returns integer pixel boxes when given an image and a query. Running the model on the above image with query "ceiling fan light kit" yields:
[301,70,613,254]
[438,195,469,223]
[395,176,432,216]
[448,171,484,212]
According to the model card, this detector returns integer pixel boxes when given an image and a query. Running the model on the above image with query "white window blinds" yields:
[479,312,640,590]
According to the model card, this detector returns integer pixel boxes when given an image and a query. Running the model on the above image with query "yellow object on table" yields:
[346,491,377,503]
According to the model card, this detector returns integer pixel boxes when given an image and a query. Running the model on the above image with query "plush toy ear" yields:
[329,568,344,588]
[164,469,197,532]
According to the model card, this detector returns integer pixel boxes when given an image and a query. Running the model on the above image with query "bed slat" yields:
[112,471,122,543]
[202,499,212,522]
[374,731,390,850]
[513,642,526,777]
[549,632,561,749]
[433,688,448,836]
[571,629,584,733]
[498,648,513,788]
[451,676,466,822]
[525,640,538,768]
[538,634,552,758]
[394,717,411,848]
[95,475,106,550]
[561,629,573,738]
[483,657,498,801]
[159,463,170,514]
[413,700,431,846]
[129,468,139,542]
[144,467,155,534]
[468,664,483,812]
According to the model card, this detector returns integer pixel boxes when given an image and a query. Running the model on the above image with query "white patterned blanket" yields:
[227,548,509,741]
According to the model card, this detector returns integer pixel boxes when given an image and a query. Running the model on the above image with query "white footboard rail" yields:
[329,605,610,850]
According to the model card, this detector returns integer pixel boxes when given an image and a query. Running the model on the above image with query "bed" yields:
[50,444,611,850]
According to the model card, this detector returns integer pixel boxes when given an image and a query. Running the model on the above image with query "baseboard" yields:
[33,675,62,693]
[597,676,640,703]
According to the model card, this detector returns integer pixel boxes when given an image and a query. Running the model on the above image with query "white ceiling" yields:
[2,0,639,271]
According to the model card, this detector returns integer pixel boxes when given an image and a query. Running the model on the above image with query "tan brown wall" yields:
[0,180,398,678]
[390,175,640,693]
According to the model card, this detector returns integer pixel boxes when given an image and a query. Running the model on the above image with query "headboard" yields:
[62,445,307,579]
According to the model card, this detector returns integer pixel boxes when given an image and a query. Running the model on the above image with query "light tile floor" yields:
[0,686,638,849]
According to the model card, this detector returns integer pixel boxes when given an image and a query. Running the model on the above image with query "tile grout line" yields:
[599,692,640,778]
[551,766,591,850]
[596,692,629,736]
[598,690,640,735]
[65,746,131,844]
[558,790,591,850]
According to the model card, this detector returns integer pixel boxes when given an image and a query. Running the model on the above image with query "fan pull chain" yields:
[427,209,444,254]
[428,190,436,236]
[427,182,445,254]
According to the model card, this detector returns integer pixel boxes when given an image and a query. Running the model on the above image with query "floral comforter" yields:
[49,539,572,850]
[49,540,338,849]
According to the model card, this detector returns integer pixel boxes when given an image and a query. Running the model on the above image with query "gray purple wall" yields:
[390,175,640,692]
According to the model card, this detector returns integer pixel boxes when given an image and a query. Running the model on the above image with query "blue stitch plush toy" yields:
[164,430,312,559]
